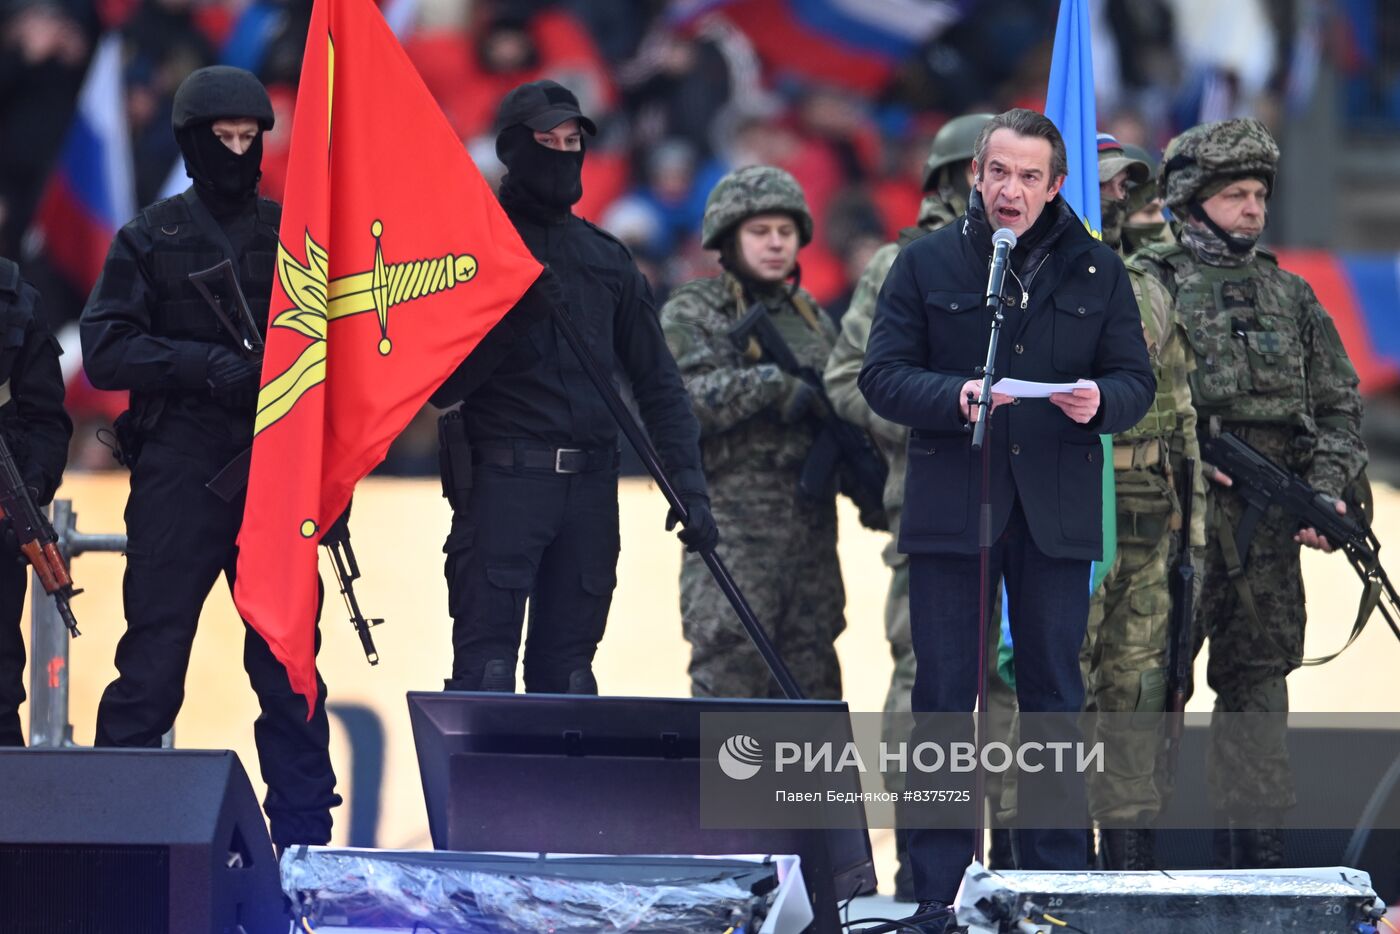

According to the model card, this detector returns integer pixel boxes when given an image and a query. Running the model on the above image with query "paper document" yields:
[989,377,1095,398]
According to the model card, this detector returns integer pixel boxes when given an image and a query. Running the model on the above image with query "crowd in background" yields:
[1,0,1396,472]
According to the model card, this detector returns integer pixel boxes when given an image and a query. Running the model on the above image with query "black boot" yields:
[907,900,954,934]
[1099,828,1156,870]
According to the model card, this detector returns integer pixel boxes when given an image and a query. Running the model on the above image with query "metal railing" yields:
[26,499,125,748]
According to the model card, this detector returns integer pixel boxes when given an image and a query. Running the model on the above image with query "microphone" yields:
[984,227,1017,309]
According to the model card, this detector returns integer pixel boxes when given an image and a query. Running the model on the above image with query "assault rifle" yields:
[188,259,265,357]
[320,508,383,665]
[1201,431,1400,663]
[0,433,80,636]
[728,301,888,530]
[1163,457,1195,774]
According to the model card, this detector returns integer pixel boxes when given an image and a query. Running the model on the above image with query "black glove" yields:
[666,493,719,554]
[206,346,262,408]
[778,375,826,424]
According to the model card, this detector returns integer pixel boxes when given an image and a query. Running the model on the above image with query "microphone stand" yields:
[968,276,1008,867]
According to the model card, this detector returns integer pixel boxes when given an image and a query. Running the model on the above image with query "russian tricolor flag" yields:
[33,34,135,297]
[673,0,956,94]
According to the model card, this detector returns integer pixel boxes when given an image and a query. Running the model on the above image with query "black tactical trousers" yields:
[444,451,620,694]
[0,548,28,747]
[94,440,341,846]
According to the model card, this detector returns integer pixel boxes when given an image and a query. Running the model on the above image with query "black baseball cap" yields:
[496,79,597,136]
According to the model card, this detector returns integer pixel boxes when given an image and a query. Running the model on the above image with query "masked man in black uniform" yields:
[433,80,715,694]
[81,66,341,847]
[0,259,72,747]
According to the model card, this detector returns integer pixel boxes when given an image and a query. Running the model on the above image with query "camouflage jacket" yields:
[1120,263,1207,548]
[1132,242,1366,499]
[660,272,836,489]
[822,194,956,533]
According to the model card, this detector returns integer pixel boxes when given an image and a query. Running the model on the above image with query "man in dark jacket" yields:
[432,80,714,695]
[0,258,72,748]
[860,108,1154,928]
[81,66,340,848]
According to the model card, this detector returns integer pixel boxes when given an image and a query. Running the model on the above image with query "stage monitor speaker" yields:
[408,692,877,934]
[1156,722,1400,901]
[0,748,288,934]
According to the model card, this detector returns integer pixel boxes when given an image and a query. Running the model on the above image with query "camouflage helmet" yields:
[1159,118,1279,211]
[923,113,995,191]
[701,165,813,249]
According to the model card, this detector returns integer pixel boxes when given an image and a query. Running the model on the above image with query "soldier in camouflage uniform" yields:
[1121,142,1174,254]
[823,114,1017,892]
[1081,134,1207,870]
[661,166,845,699]
[1134,118,1366,867]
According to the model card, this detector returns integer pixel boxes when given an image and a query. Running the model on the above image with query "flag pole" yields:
[547,304,806,701]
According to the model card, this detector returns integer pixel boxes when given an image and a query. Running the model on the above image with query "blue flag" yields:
[1045,0,1102,238]
[1044,0,1116,592]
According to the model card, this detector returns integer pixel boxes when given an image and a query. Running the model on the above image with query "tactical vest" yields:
[698,275,833,479]
[141,194,280,345]
[1116,269,1179,443]
[1141,242,1311,429]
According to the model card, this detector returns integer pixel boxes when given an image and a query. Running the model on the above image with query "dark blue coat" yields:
[859,196,1154,561]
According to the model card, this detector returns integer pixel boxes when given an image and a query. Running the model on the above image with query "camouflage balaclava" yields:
[1121,142,1171,250]
[1095,132,1149,253]
[1160,118,1278,266]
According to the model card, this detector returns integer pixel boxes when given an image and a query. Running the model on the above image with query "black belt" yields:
[472,442,618,474]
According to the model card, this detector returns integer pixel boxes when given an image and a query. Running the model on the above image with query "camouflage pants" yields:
[1193,489,1304,817]
[883,523,1016,806]
[1082,464,1176,824]
[682,485,844,700]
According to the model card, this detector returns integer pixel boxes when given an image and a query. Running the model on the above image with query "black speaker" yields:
[408,692,878,934]
[1157,722,1400,901]
[0,748,288,934]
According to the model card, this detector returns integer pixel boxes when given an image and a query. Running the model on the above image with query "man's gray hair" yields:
[973,108,1069,182]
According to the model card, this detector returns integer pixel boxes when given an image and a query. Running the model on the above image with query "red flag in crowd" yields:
[233,0,541,714]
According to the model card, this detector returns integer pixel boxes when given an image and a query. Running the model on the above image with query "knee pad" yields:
[566,668,598,695]
[444,658,516,693]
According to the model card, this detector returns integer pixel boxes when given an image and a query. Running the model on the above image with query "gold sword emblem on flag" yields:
[256,220,478,436]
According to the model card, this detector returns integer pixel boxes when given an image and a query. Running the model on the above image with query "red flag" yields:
[233,0,541,714]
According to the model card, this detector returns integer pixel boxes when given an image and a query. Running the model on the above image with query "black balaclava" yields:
[496,124,584,218]
[177,122,263,214]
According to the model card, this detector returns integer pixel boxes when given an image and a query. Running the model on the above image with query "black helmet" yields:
[172,66,274,132]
